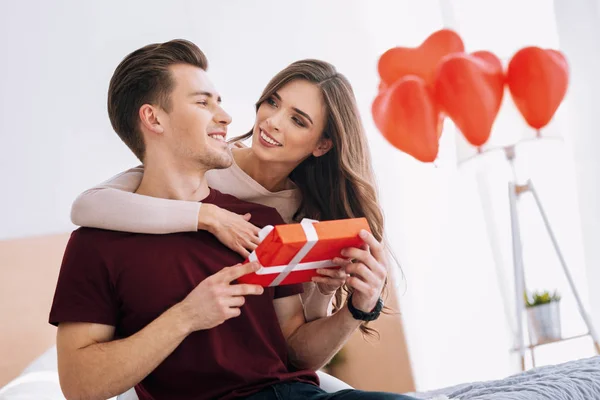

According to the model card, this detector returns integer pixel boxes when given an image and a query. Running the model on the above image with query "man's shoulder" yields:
[67,227,133,251]
[70,226,130,240]
[209,189,285,227]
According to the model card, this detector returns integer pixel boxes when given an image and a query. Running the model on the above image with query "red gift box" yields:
[237,218,371,287]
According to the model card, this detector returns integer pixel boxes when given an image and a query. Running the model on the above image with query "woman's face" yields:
[250,79,331,166]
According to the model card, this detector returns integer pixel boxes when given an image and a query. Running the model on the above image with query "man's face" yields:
[159,64,233,171]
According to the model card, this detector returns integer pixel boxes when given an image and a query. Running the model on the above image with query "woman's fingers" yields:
[341,245,387,280]
[312,276,342,286]
[316,268,347,280]
[359,230,386,264]
[346,275,373,297]
[345,262,378,286]
[341,247,380,276]
[332,257,353,267]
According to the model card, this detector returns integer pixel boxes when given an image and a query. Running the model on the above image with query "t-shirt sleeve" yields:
[49,229,118,327]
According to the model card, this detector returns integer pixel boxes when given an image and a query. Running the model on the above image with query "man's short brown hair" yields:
[107,39,208,161]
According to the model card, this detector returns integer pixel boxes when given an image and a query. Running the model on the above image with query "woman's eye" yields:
[266,97,277,107]
[197,101,208,106]
[292,117,305,127]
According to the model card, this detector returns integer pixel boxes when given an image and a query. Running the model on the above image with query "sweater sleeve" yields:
[301,282,334,322]
[70,166,200,234]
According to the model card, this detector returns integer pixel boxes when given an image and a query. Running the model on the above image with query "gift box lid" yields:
[252,217,371,267]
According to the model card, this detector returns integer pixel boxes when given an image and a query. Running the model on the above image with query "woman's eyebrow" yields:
[273,92,313,124]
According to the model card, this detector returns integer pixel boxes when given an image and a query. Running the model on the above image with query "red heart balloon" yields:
[378,29,465,88]
[472,51,505,113]
[507,47,569,130]
[372,76,439,162]
[434,52,504,147]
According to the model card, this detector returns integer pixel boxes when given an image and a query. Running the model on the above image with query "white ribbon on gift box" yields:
[248,218,329,287]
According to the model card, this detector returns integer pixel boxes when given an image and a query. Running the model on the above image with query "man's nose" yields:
[215,105,232,126]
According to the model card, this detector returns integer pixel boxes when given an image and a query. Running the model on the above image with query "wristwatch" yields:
[347,293,383,321]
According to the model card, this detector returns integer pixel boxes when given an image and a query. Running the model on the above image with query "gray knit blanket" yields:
[409,356,600,400]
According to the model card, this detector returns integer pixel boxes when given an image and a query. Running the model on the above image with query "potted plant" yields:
[525,290,562,344]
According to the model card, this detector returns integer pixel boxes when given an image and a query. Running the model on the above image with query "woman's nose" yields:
[265,113,281,131]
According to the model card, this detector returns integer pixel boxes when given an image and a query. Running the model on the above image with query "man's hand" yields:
[334,230,387,312]
[178,262,264,332]
[198,203,261,258]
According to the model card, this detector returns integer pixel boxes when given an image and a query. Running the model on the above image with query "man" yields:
[49,39,416,400]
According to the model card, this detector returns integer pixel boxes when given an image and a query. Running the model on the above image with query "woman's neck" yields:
[233,148,295,193]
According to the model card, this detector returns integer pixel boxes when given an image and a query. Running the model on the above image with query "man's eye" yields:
[197,101,208,106]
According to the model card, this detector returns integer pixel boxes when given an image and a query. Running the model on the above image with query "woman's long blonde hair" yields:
[234,60,387,335]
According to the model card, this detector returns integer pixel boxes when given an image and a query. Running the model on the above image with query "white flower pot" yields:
[527,301,561,344]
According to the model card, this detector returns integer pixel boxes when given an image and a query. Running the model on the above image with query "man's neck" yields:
[233,148,295,193]
[136,156,211,202]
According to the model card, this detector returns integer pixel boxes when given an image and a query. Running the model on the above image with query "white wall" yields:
[553,0,600,334]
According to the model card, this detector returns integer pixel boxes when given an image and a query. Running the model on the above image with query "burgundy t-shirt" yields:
[49,189,318,400]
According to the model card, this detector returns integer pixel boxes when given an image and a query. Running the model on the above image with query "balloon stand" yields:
[487,140,600,371]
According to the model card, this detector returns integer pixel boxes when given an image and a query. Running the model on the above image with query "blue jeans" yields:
[243,382,419,400]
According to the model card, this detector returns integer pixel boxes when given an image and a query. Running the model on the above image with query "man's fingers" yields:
[244,240,258,251]
[226,307,242,319]
[235,246,250,259]
[226,296,246,308]
[229,283,264,296]
[249,234,261,245]
[242,213,252,221]
[221,262,261,282]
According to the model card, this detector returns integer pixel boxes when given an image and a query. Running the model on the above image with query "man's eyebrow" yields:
[272,92,313,125]
[189,91,222,103]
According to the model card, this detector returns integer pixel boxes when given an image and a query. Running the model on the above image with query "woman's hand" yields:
[198,203,261,258]
[332,230,387,312]
[311,268,347,296]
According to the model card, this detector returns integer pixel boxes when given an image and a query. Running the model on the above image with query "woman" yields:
[71,59,386,329]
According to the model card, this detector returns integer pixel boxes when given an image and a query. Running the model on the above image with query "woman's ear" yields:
[313,138,333,157]
[139,104,164,135]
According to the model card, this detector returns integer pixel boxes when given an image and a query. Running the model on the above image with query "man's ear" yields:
[312,138,333,157]
[139,104,164,135]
